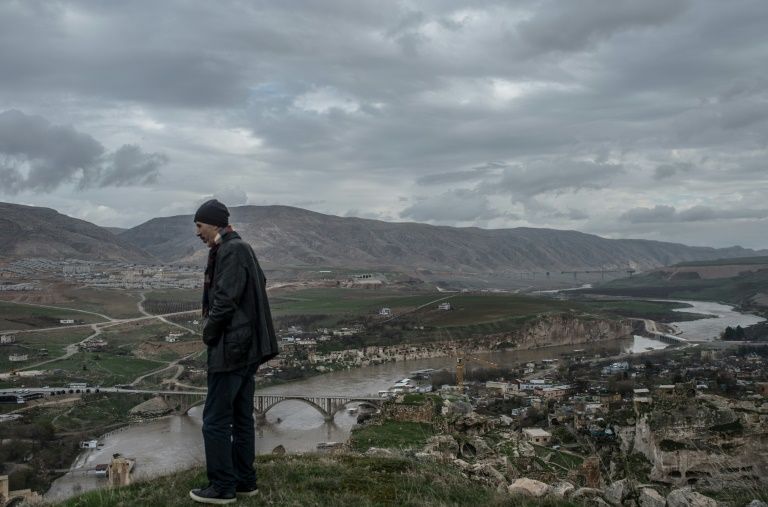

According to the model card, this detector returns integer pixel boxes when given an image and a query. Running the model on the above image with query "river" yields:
[661,299,765,341]
[44,298,763,501]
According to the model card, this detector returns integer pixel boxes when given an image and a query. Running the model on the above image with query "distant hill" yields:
[582,256,768,308]
[105,227,127,235]
[0,202,153,262]
[118,205,767,271]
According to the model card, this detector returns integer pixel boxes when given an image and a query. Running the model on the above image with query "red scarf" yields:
[202,225,234,317]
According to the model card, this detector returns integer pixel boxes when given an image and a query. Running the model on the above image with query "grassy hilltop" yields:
[59,454,582,507]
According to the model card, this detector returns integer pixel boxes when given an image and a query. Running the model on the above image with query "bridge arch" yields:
[254,395,383,422]
[259,396,330,419]
[328,398,382,417]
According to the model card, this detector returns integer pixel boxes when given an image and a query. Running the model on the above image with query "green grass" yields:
[58,454,588,507]
[271,288,439,315]
[42,352,165,385]
[350,421,437,452]
[415,294,573,328]
[48,287,144,319]
[577,299,707,322]
[0,301,104,331]
[99,320,180,346]
[532,444,584,470]
[48,393,147,432]
[1,327,96,371]
[674,256,768,267]
[144,288,202,303]
[586,268,768,307]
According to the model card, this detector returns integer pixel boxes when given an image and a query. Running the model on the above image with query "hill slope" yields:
[0,202,152,262]
[583,256,768,309]
[57,454,560,507]
[120,205,764,271]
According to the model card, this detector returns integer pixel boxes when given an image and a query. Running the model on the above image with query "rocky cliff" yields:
[310,313,632,367]
[621,393,768,488]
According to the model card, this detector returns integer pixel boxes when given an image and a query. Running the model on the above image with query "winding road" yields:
[2,295,204,387]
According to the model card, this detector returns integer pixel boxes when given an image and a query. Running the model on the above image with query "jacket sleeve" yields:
[202,247,247,346]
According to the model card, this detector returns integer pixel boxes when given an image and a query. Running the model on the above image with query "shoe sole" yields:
[236,489,259,497]
[189,490,236,505]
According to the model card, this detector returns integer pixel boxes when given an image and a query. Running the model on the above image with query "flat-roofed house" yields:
[522,427,552,445]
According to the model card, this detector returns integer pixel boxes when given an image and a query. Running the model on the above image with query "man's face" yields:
[195,222,220,248]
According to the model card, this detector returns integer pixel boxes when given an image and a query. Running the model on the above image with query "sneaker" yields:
[189,485,236,505]
[236,484,259,497]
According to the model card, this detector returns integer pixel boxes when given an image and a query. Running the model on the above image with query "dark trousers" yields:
[202,363,258,493]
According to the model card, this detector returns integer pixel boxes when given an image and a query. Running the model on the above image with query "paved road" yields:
[0,299,116,322]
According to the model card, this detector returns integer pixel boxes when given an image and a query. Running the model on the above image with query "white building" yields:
[522,427,552,445]
[165,332,184,343]
[379,307,392,317]
[80,440,99,449]
[485,381,514,394]
[438,302,452,311]
[9,353,28,362]
[59,319,75,325]
[0,335,15,345]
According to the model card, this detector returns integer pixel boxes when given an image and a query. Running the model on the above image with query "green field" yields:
[144,288,202,304]
[674,256,768,267]
[269,288,441,325]
[577,299,707,323]
[99,321,180,346]
[585,268,768,308]
[31,393,148,433]
[0,301,104,331]
[0,328,94,372]
[46,287,144,319]
[43,352,165,386]
[415,294,574,328]
[349,421,437,452]
[269,288,581,328]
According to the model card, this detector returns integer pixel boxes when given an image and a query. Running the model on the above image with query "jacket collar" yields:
[218,229,240,243]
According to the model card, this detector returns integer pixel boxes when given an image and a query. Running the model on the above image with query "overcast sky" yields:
[1,0,767,248]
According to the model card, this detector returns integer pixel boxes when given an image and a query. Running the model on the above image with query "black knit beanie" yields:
[194,199,230,227]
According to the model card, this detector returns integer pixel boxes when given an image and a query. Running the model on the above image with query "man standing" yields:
[189,199,279,505]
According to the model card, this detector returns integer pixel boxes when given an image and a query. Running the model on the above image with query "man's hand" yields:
[201,318,220,346]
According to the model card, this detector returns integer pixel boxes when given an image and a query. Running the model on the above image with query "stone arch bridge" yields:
[130,390,382,421]
[254,394,382,422]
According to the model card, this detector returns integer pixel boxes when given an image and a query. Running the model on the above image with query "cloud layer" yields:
[0,110,167,193]
[0,1,765,248]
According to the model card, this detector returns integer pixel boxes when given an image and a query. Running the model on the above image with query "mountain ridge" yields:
[117,204,767,271]
[0,202,153,263]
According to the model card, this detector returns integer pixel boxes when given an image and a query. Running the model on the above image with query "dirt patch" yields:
[135,340,203,360]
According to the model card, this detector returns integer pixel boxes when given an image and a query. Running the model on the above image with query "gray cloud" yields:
[517,0,689,55]
[0,110,167,193]
[400,189,509,223]
[0,1,766,248]
[416,162,505,186]
[214,187,249,207]
[621,205,768,223]
[654,162,692,180]
[481,160,623,198]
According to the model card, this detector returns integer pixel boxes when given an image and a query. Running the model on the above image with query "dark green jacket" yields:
[202,231,279,373]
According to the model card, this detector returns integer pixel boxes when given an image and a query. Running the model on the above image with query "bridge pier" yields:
[254,411,267,425]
